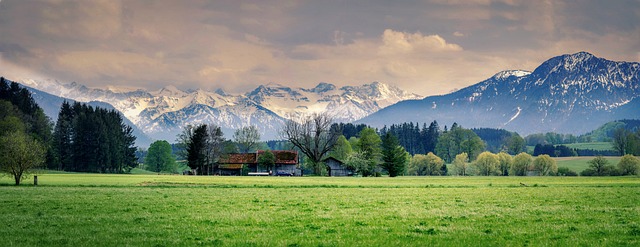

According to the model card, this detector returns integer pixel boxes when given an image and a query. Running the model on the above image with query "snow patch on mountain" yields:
[505,107,521,125]
[493,70,531,80]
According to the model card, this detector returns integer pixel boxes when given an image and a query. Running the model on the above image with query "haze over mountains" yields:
[7,51,640,146]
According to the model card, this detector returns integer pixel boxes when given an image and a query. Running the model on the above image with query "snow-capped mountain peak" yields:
[307,82,337,93]
[14,78,420,141]
[360,51,640,135]
[493,70,531,80]
[155,85,186,97]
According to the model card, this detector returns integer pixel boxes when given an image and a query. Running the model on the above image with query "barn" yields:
[324,157,354,177]
[216,150,301,176]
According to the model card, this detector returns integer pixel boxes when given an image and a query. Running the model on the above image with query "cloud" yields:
[0,1,638,97]
[379,29,463,55]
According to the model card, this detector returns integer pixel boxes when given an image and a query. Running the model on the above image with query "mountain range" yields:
[7,51,639,147]
[359,52,640,135]
[17,78,421,143]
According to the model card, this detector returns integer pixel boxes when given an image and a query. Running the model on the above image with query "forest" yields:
[0,77,138,185]
[2,76,639,181]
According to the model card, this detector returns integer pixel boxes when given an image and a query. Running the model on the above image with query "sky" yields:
[0,0,638,97]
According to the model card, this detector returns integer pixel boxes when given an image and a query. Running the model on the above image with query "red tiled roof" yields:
[218,151,298,165]
[218,153,256,164]
[258,150,298,164]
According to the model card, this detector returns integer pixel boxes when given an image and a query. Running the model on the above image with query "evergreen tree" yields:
[381,132,408,177]
[51,102,137,173]
[0,78,52,143]
[424,121,440,153]
[187,124,208,174]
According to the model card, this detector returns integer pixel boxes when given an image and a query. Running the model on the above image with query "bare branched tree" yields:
[233,125,260,153]
[205,124,226,174]
[175,124,195,160]
[280,112,340,175]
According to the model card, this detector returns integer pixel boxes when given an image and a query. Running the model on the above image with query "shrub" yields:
[580,165,620,176]
[556,167,578,176]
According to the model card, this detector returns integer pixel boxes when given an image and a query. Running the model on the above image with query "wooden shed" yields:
[324,157,354,177]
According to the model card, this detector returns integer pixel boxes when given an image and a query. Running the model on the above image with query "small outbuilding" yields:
[324,157,354,177]
[216,150,301,176]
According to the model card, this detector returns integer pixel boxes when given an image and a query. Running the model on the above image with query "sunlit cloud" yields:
[0,0,637,96]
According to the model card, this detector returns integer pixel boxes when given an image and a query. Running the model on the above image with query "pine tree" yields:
[187,124,208,174]
[381,132,408,177]
[51,101,74,170]
[425,121,440,153]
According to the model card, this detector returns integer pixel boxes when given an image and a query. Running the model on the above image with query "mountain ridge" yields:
[359,51,640,135]
[15,78,421,141]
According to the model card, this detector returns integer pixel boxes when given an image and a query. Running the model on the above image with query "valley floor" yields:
[1,175,639,246]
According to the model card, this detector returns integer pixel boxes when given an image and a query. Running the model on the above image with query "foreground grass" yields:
[1,175,639,246]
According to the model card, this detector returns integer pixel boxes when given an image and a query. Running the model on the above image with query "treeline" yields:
[533,144,577,157]
[0,77,51,143]
[1,77,140,176]
[333,122,525,161]
[327,123,530,177]
[612,127,640,156]
[329,124,566,177]
[580,119,640,142]
[50,101,137,173]
[472,128,526,154]
[580,155,640,176]
[0,77,52,185]
[377,121,439,155]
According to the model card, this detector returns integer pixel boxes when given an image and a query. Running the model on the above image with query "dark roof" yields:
[323,157,344,164]
[218,150,298,165]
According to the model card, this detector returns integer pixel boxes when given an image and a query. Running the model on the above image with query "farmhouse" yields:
[216,150,300,176]
[324,157,354,177]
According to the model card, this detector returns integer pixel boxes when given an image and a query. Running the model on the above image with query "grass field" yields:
[554,156,622,173]
[564,142,615,151]
[1,174,639,246]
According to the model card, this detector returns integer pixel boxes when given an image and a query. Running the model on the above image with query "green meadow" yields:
[564,142,615,151]
[555,156,622,173]
[1,174,639,246]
